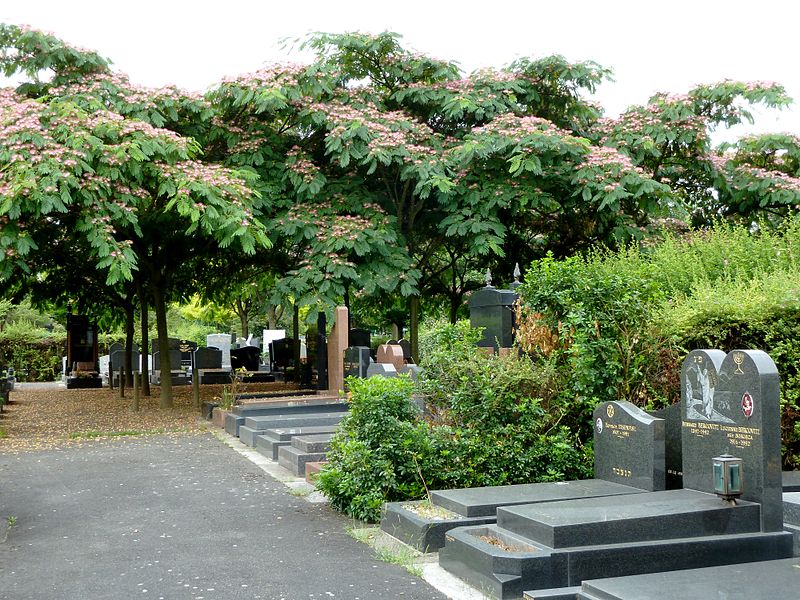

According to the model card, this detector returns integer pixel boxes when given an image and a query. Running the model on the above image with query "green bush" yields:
[517,253,679,439]
[515,216,800,466]
[318,323,590,522]
[317,376,429,521]
[0,333,65,381]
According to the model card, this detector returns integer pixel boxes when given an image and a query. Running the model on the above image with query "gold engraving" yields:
[733,351,745,374]
[607,404,615,419]
[612,467,633,478]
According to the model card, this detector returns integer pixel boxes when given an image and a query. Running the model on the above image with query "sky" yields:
[1,0,799,143]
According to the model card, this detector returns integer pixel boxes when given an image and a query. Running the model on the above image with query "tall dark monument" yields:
[65,307,102,389]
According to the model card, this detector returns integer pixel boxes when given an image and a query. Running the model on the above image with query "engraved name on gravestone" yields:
[593,400,665,491]
[681,349,782,532]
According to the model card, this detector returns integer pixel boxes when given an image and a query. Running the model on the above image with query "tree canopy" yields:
[0,25,797,382]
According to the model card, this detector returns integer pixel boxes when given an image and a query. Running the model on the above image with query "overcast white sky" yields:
[2,0,798,143]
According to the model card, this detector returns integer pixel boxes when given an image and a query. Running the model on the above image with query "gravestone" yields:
[108,342,124,357]
[348,328,371,349]
[593,401,665,491]
[177,340,197,368]
[399,364,422,381]
[397,339,412,363]
[270,338,297,371]
[194,347,223,370]
[206,333,232,367]
[153,349,182,371]
[467,284,517,351]
[344,347,371,379]
[680,349,783,532]
[376,344,404,371]
[649,402,683,489]
[151,338,181,353]
[366,363,398,378]
[110,349,140,374]
[230,346,260,372]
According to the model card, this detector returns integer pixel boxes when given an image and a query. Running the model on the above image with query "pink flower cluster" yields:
[474,113,570,138]
[286,146,320,184]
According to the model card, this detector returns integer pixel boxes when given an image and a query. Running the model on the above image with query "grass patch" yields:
[0,428,6,439]
[346,525,423,577]
[288,487,312,497]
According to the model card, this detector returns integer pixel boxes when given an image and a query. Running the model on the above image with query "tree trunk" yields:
[137,282,151,397]
[151,283,173,408]
[410,295,420,364]
[124,303,135,388]
[449,293,460,324]
[235,298,249,340]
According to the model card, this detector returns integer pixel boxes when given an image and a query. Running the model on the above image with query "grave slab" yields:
[432,479,646,518]
[497,489,761,548]
[382,480,645,553]
[572,557,800,600]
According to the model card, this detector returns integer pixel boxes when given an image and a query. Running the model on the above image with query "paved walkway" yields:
[0,432,449,600]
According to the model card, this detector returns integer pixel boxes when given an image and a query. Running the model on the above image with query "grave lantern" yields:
[713,454,743,501]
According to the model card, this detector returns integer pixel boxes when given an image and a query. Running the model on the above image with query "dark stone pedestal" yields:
[66,376,102,389]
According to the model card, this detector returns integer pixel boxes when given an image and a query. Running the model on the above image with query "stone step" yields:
[238,425,264,447]
[226,407,345,437]
[290,433,333,453]
[254,425,339,460]
[277,444,329,476]
[232,395,343,414]
[496,489,762,548]
[305,461,327,484]
[243,412,345,432]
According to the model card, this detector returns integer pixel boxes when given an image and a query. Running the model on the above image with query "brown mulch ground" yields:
[0,381,299,453]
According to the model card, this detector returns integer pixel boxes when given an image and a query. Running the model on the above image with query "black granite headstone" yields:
[230,346,260,372]
[397,339,412,362]
[649,402,683,489]
[194,347,223,370]
[344,346,371,379]
[467,286,517,350]
[348,328,371,349]
[153,349,182,371]
[178,340,198,367]
[681,349,782,532]
[593,401,665,491]
[110,349,140,373]
[270,338,296,370]
[152,338,182,354]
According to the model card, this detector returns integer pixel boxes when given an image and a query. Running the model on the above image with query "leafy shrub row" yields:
[317,322,589,522]
[517,217,800,467]
[0,334,65,381]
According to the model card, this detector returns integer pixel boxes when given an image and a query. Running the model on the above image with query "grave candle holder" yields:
[713,454,743,502]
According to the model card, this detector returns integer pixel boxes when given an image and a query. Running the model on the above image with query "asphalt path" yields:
[0,433,449,600]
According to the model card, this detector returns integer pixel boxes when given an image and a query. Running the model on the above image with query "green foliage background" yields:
[517,216,800,467]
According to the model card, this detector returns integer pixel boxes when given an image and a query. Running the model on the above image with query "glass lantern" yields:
[713,454,743,501]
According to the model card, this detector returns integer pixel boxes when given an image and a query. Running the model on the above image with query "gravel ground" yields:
[0,383,296,453]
